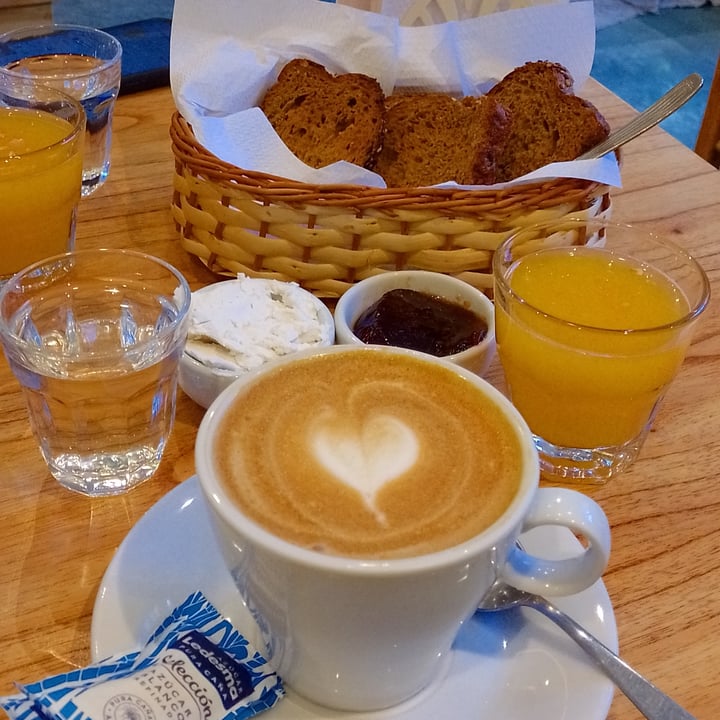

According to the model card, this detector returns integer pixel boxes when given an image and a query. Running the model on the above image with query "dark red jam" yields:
[353,288,488,356]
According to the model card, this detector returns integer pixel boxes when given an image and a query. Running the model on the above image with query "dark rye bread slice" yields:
[486,60,611,182]
[372,93,511,187]
[260,58,385,169]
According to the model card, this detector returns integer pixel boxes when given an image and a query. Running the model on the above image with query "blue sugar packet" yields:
[1,591,283,720]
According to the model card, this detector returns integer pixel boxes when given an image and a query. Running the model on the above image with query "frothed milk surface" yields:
[215,351,522,559]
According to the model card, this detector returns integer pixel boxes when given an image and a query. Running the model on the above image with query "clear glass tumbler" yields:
[493,218,710,482]
[0,249,191,496]
[0,24,122,195]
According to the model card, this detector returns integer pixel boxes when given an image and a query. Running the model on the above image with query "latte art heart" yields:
[312,414,419,519]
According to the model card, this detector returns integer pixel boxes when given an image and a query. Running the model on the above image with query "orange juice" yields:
[0,106,83,278]
[495,246,692,448]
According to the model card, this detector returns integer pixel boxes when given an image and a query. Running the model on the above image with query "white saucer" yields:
[92,476,617,720]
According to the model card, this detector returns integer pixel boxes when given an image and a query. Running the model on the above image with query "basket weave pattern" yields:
[170,112,613,298]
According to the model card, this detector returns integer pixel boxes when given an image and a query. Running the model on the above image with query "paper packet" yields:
[1,592,284,720]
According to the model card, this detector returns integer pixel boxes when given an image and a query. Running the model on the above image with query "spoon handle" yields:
[577,73,703,160]
[532,598,696,720]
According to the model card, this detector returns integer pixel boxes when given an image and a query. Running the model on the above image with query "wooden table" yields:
[1,82,719,719]
[0,0,52,32]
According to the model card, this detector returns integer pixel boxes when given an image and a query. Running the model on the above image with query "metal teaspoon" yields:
[477,580,697,720]
[577,73,703,160]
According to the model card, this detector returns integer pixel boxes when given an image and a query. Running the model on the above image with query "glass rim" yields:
[0,247,191,351]
[493,219,711,335]
[0,76,86,158]
[0,23,123,80]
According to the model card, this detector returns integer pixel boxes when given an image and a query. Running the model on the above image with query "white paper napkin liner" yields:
[393,3,597,95]
[170,0,399,117]
[171,0,620,190]
[375,0,568,23]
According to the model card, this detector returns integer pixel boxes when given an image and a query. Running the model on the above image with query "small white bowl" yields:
[179,353,242,410]
[334,271,495,376]
[179,279,335,408]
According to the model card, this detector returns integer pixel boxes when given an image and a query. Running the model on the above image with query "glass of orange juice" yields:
[0,74,85,284]
[493,219,710,482]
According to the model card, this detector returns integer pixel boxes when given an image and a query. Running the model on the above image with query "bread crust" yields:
[486,60,610,181]
[259,58,385,169]
[259,58,611,186]
[372,93,511,187]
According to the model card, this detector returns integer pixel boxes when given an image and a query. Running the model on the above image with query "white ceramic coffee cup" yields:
[195,345,611,712]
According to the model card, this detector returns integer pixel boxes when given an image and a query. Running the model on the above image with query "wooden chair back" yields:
[696,54,720,167]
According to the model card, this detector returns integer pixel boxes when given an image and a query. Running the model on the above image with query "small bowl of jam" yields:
[334,270,495,375]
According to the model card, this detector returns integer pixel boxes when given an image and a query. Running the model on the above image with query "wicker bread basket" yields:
[170,112,613,299]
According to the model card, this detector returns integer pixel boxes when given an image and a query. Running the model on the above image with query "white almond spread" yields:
[185,276,333,372]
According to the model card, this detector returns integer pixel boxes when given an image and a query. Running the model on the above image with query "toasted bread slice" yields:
[486,61,610,181]
[260,58,385,169]
[372,93,511,187]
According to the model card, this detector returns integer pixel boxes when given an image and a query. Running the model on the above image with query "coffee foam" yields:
[311,409,419,523]
[214,350,522,559]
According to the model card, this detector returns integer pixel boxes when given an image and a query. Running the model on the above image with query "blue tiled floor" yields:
[592,4,720,150]
[52,0,718,151]
[53,0,173,27]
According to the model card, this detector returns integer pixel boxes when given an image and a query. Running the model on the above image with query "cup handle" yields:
[501,487,611,596]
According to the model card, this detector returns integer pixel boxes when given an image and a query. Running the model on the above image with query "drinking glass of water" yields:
[0,24,122,196]
[0,249,191,496]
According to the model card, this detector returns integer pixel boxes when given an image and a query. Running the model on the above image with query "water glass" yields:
[0,249,191,496]
[493,218,710,482]
[0,24,122,195]
[0,74,85,283]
